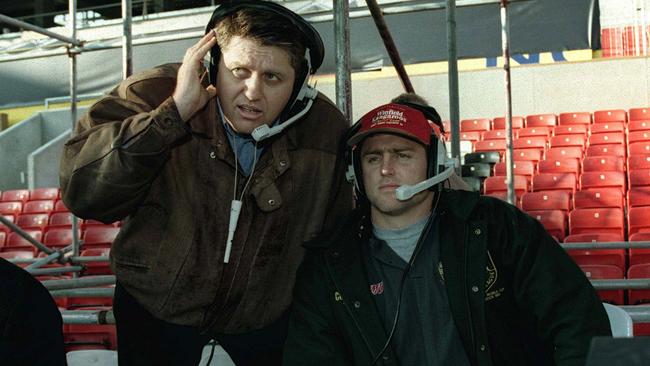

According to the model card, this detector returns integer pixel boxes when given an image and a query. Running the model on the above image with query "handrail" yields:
[44,92,103,108]
[0,14,83,47]
[561,241,650,250]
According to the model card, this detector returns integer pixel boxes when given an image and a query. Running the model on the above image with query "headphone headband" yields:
[206,1,324,73]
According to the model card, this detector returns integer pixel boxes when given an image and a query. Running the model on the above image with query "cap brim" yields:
[347,128,429,146]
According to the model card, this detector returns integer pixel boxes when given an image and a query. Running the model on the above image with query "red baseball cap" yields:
[347,103,433,146]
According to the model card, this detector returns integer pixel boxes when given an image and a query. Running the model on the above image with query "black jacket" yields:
[284,189,611,366]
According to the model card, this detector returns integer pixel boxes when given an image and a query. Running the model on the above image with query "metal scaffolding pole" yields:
[122,0,133,79]
[446,0,461,170]
[500,0,515,205]
[0,14,83,47]
[42,275,116,291]
[591,279,650,290]
[61,309,115,324]
[68,0,82,267]
[365,0,415,94]
[51,287,115,298]
[561,241,650,250]
[334,0,352,122]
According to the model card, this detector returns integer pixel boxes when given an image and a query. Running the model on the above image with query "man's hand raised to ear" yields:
[173,30,218,122]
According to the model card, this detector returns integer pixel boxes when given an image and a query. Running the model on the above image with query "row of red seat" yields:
[451,107,649,134]
[582,263,650,306]
[0,187,59,202]
[0,226,119,253]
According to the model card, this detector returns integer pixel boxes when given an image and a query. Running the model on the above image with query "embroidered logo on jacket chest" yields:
[485,251,505,301]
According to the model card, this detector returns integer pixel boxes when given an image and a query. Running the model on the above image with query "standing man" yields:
[284,102,611,366]
[59,2,351,365]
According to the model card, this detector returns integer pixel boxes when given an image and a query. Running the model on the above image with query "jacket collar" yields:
[437,188,480,221]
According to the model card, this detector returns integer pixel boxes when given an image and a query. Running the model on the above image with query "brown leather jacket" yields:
[59,63,353,334]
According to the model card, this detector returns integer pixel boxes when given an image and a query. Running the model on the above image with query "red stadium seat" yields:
[54,200,70,213]
[22,200,55,214]
[80,248,112,275]
[574,188,624,209]
[83,226,120,249]
[580,171,626,193]
[518,127,552,138]
[590,122,626,135]
[474,140,506,153]
[493,161,536,182]
[629,232,650,267]
[629,169,650,188]
[629,107,650,122]
[0,250,34,260]
[549,134,586,149]
[0,215,15,233]
[559,112,592,126]
[29,188,59,201]
[0,201,22,216]
[588,132,625,146]
[582,156,625,172]
[460,118,491,132]
[628,119,650,132]
[569,208,625,237]
[513,148,543,163]
[493,116,524,130]
[527,210,567,241]
[48,212,73,228]
[3,230,42,253]
[482,129,510,141]
[513,137,547,151]
[628,130,650,144]
[43,228,81,249]
[1,189,29,202]
[521,191,571,211]
[629,155,650,171]
[554,124,588,136]
[585,144,626,158]
[593,109,627,124]
[483,175,528,196]
[565,233,625,271]
[15,213,49,230]
[629,206,650,237]
[532,173,577,193]
[525,114,557,128]
[629,187,650,207]
[545,146,583,160]
[628,264,650,305]
[629,141,650,156]
[580,264,624,305]
[460,131,482,143]
[538,158,580,177]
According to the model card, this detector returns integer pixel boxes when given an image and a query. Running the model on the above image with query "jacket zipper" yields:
[463,225,477,358]
[324,256,380,364]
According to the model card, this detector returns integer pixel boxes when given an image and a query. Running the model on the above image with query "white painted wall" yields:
[316,56,650,123]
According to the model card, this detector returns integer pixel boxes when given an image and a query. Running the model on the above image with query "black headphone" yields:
[345,103,450,200]
[205,1,324,125]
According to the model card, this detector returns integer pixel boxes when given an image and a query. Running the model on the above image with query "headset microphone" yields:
[395,164,455,201]
[251,87,318,141]
[251,49,318,142]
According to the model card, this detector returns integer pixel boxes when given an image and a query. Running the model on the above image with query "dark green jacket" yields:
[284,189,611,366]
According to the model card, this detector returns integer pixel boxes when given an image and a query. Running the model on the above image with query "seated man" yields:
[284,102,611,366]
